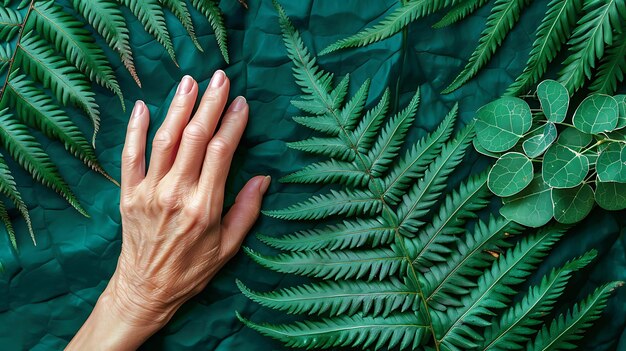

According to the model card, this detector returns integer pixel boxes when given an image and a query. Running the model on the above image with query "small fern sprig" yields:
[0,0,234,246]
[237,4,622,350]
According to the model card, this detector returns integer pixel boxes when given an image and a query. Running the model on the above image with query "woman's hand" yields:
[67,71,269,350]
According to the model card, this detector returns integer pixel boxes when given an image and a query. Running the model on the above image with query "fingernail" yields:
[132,100,144,118]
[176,75,194,95]
[209,70,226,89]
[259,176,271,194]
[231,96,247,112]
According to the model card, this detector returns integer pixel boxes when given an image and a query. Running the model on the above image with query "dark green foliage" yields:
[0,0,232,246]
[237,4,622,350]
[476,80,626,226]
[322,0,626,96]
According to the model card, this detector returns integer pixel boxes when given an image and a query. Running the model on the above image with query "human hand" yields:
[67,70,269,350]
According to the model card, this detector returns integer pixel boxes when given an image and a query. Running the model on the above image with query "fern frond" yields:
[258,218,394,251]
[5,73,113,182]
[190,0,229,63]
[406,172,491,269]
[382,103,457,204]
[280,159,367,186]
[443,0,531,94]
[558,0,626,93]
[29,0,123,106]
[244,247,406,281]
[481,250,597,350]
[160,0,202,52]
[16,33,100,144]
[424,216,520,310]
[70,0,139,86]
[506,0,582,96]
[287,137,356,161]
[396,123,475,235]
[119,0,177,65]
[320,0,458,55]
[0,200,15,248]
[366,89,420,177]
[237,278,418,317]
[0,109,86,217]
[0,152,33,245]
[435,226,565,351]
[0,43,11,74]
[352,88,390,152]
[432,0,490,29]
[263,189,382,220]
[590,28,626,94]
[237,312,428,351]
[526,281,623,351]
[0,6,21,41]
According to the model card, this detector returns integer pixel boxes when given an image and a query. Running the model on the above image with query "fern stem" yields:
[0,0,34,102]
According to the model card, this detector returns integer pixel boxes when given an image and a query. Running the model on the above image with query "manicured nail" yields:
[132,100,144,118]
[176,75,194,95]
[209,70,226,89]
[231,96,247,112]
[260,175,271,194]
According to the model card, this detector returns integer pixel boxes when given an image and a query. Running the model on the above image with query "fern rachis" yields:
[237,3,622,350]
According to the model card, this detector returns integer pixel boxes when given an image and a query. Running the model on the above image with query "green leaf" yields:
[475,97,532,153]
[572,94,619,134]
[29,0,123,106]
[120,0,177,65]
[553,184,595,224]
[556,127,592,150]
[523,122,558,158]
[0,200,16,249]
[558,0,626,93]
[473,137,500,158]
[160,0,203,52]
[506,0,582,96]
[488,152,534,197]
[237,312,428,351]
[237,278,419,317]
[615,95,626,130]
[0,109,87,217]
[443,0,530,93]
[71,0,139,86]
[0,6,22,41]
[352,88,391,151]
[595,180,626,210]
[542,143,589,188]
[527,281,623,351]
[319,0,456,55]
[190,0,229,63]
[596,142,626,182]
[590,29,626,94]
[432,0,489,29]
[280,159,367,187]
[537,80,569,123]
[0,43,11,74]
[501,175,554,227]
[0,153,33,245]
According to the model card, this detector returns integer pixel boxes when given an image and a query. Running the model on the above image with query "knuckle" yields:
[121,149,140,166]
[155,191,179,209]
[207,138,230,157]
[183,123,208,142]
[153,129,175,151]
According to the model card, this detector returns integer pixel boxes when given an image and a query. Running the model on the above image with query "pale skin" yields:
[66,70,269,350]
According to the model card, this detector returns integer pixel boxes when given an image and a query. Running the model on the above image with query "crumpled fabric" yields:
[0,0,624,350]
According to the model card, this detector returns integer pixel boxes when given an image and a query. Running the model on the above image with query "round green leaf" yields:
[542,144,589,188]
[473,138,499,158]
[501,175,554,227]
[537,80,569,123]
[597,142,626,183]
[523,122,557,158]
[616,95,626,130]
[595,180,626,210]
[553,184,594,224]
[572,94,619,134]
[557,127,592,150]
[488,152,533,197]
[475,97,532,153]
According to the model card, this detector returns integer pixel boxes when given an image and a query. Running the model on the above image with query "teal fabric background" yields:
[0,0,624,350]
